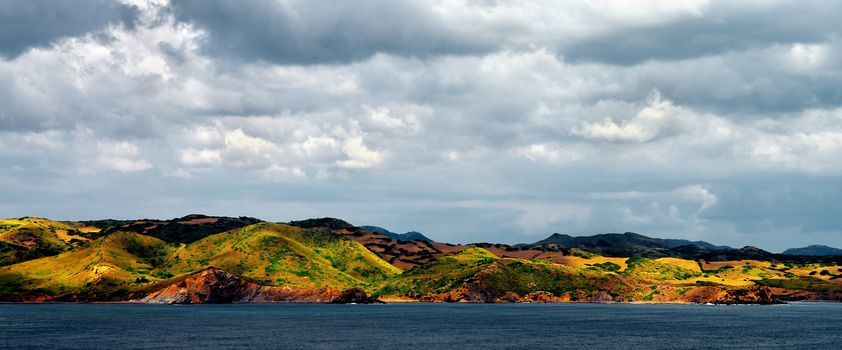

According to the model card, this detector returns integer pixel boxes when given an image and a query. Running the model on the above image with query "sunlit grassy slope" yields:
[164,222,400,289]
[376,247,498,297]
[0,218,78,266]
[377,247,633,300]
[375,247,842,301]
[2,218,841,302]
[0,231,176,299]
[0,222,401,300]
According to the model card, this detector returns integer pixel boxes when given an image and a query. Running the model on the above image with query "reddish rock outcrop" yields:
[778,291,842,302]
[139,267,367,304]
[419,282,496,303]
[683,285,780,304]
[492,291,571,303]
[591,291,615,303]
[330,288,381,304]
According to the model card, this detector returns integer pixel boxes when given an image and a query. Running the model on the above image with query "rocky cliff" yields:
[139,267,376,304]
[684,285,780,304]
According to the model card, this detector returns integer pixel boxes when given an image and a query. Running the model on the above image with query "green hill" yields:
[0,231,176,300]
[1,216,841,303]
[103,214,263,243]
[377,247,633,302]
[0,222,400,301]
[376,247,498,298]
[163,222,400,289]
[0,218,77,266]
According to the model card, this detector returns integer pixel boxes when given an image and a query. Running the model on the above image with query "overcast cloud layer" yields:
[2,0,841,252]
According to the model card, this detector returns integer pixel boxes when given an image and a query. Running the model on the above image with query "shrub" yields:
[152,270,174,279]
[592,262,621,272]
[625,256,648,267]
[569,248,596,259]
[702,265,734,274]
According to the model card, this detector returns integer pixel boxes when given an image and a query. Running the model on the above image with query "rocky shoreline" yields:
[0,267,791,305]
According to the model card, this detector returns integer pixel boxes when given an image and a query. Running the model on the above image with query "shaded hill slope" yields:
[521,232,734,259]
[0,231,176,301]
[103,214,262,243]
[520,232,842,263]
[340,225,466,270]
[0,218,81,266]
[361,226,431,242]
[783,245,842,256]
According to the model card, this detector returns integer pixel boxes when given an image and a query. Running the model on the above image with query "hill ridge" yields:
[783,245,842,256]
[2,215,842,304]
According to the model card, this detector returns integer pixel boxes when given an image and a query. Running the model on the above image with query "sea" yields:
[1,302,841,349]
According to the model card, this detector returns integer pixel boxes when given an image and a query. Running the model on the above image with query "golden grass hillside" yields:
[2,218,842,302]
[0,222,402,300]
[0,218,79,266]
[163,222,401,289]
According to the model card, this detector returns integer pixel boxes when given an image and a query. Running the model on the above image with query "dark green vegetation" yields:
[0,218,75,266]
[0,219,400,301]
[522,232,731,259]
[361,226,432,242]
[520,232,842,264]
[1,215,842,303]
[375,247,629,301]
[783,245,842,257]
[103,214,262,243]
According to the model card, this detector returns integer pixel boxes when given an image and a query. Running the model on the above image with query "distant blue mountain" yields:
[361,225,431,242]
[519,232,746,259]
[782,245,842,256]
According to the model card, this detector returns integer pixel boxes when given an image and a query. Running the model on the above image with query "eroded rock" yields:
[139,267,343,304]
[684,285,780,304]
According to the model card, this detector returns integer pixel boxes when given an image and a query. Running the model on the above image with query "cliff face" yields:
[683,286,780,304]
[414,279,779,304]
[139,267,367,304]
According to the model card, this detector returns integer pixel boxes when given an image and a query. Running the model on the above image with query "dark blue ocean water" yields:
[1,302,841,349]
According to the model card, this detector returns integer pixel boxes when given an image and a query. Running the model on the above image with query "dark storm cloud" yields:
[704,176,842,233]
[3,0,842,251]
[562,1,842,65]
[170,0,492,64]
[626,47,842,115]
[0,0,139,59]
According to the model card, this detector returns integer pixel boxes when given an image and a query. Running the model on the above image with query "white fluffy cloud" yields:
[0,128,152,174]
[92,140,153,173]
[571,90,687,142]
[2,1,842,250]
[174,116,384,179]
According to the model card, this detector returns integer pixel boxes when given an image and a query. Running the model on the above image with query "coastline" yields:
[1,299,817,305]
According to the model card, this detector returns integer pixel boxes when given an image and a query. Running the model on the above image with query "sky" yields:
[1,0,841,252]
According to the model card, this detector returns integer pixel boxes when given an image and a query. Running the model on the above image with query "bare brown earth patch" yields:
[339,228,468,270]
[180,217,219,225]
